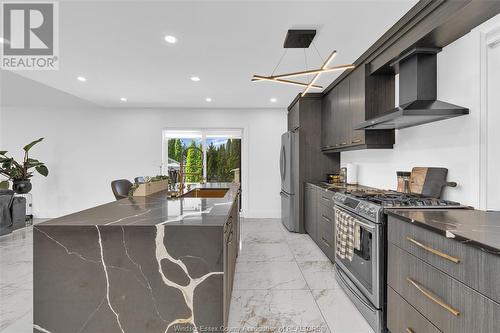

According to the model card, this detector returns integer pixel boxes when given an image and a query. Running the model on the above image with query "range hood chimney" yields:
[355,48,469,130]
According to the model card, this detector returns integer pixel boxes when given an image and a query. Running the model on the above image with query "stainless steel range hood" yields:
[355,48,469,130]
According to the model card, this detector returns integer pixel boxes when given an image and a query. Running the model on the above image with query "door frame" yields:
[479,24,500,210]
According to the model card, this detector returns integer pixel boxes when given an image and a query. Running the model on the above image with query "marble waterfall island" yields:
[33,183,240,333]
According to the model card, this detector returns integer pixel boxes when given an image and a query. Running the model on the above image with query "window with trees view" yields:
[164,130,241,183]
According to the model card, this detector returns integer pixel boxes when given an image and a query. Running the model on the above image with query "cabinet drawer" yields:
[319,204,335,226]
[388,243,500,333]
[387,287,440,333]
[316,229,334,261]
[318,213,334,241]
[318,189,334,207]
[317,206,335,261]
[388,216,500,303]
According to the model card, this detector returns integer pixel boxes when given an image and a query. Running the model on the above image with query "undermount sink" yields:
[182,188,229,198]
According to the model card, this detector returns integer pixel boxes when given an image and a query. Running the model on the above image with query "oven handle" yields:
[334,205,376,231]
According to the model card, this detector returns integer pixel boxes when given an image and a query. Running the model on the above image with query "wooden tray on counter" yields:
[133,180,169,196]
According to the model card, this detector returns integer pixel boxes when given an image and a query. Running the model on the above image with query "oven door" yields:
[334,205,382,309]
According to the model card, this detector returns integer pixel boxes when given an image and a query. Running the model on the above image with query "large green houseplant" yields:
[0,138,49,194]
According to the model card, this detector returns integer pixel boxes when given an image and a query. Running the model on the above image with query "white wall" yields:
[0,73,286,218]
[342,14,500,208]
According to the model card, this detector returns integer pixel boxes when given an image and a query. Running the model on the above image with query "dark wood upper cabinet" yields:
[349,67,365,145]
[321,65,395,153]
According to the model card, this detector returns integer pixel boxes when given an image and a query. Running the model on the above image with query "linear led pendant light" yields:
[252,29,355,97]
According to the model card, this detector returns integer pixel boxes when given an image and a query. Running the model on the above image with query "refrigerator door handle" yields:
[280,191,289,198]
[280,146,286,181]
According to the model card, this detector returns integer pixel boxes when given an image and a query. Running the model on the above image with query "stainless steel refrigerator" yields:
[280,131,299,232]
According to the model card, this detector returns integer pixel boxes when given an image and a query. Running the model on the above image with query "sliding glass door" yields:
[163,129,242,184]
[206,133,241,183]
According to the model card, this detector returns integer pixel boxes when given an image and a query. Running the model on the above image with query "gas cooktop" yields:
[346,190,462,208]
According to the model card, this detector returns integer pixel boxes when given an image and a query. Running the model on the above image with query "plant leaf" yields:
[0,181,8,189]
[2,159,13,169]
[0,151,7,156]
[23,138,44,152]
[26,162,43,168]
[36,165,49,177]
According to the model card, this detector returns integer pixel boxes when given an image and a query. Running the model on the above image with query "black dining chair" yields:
[134,176,145,184]
[111,179,133,200]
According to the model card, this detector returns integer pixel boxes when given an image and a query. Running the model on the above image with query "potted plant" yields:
[0,138,49,194]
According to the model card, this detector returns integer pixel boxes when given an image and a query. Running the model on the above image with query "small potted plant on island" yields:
[0,138,49,194]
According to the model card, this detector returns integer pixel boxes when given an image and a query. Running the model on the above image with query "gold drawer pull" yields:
[406,236,460,264]
[322,214,331,222]
[321,237,331,248]
[352,139,362,143]
[406,329,414,333]
[407,277,460,317]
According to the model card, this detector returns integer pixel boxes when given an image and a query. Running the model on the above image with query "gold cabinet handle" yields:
[321,237,331,248]
[406,236,460,264]
[406,329,414,333]
[407,277,460,316]
[340,142,347,145]
[322,214,331,222]
[352,139,362,143]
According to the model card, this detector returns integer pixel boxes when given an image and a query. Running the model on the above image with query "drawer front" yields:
[317,203,335,261]
[388,216,500,303]
[318,188,334,207]
[388,243,500,333]
[316,229,334,261]
[387,286,441,333]
[319,204,335,230]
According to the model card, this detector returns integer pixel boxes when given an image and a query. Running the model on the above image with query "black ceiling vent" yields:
[283,29,316,48]
[355,48,469,130]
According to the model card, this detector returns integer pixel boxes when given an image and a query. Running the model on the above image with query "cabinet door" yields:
[349,67,365,145]
[331,88,340,147]
[223,227,230,326]
[228,225,237,293]
[304,184,317,241]
[321,97,332,149]
[338,79,351,147]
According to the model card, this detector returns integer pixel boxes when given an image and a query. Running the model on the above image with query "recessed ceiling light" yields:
[0,37,9,45]
[205,98,212,102]
[191,76,200,82]
[77,76,87,82]
[164,35,177,44]
[120,97,127,102]
[270,97,277,103]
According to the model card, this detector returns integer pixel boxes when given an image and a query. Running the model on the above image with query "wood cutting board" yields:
[409,167,456,198]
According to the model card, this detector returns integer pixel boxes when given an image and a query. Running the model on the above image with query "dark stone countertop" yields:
[39,182,239,227]
[386,209,500,254]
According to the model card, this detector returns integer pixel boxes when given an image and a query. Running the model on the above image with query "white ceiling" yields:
[5,0,417,108]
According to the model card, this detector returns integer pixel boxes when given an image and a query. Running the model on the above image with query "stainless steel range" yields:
[332,190,465,333]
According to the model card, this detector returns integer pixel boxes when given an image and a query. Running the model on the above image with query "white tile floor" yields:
[0,218,374,333]
[228,218,375,333]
